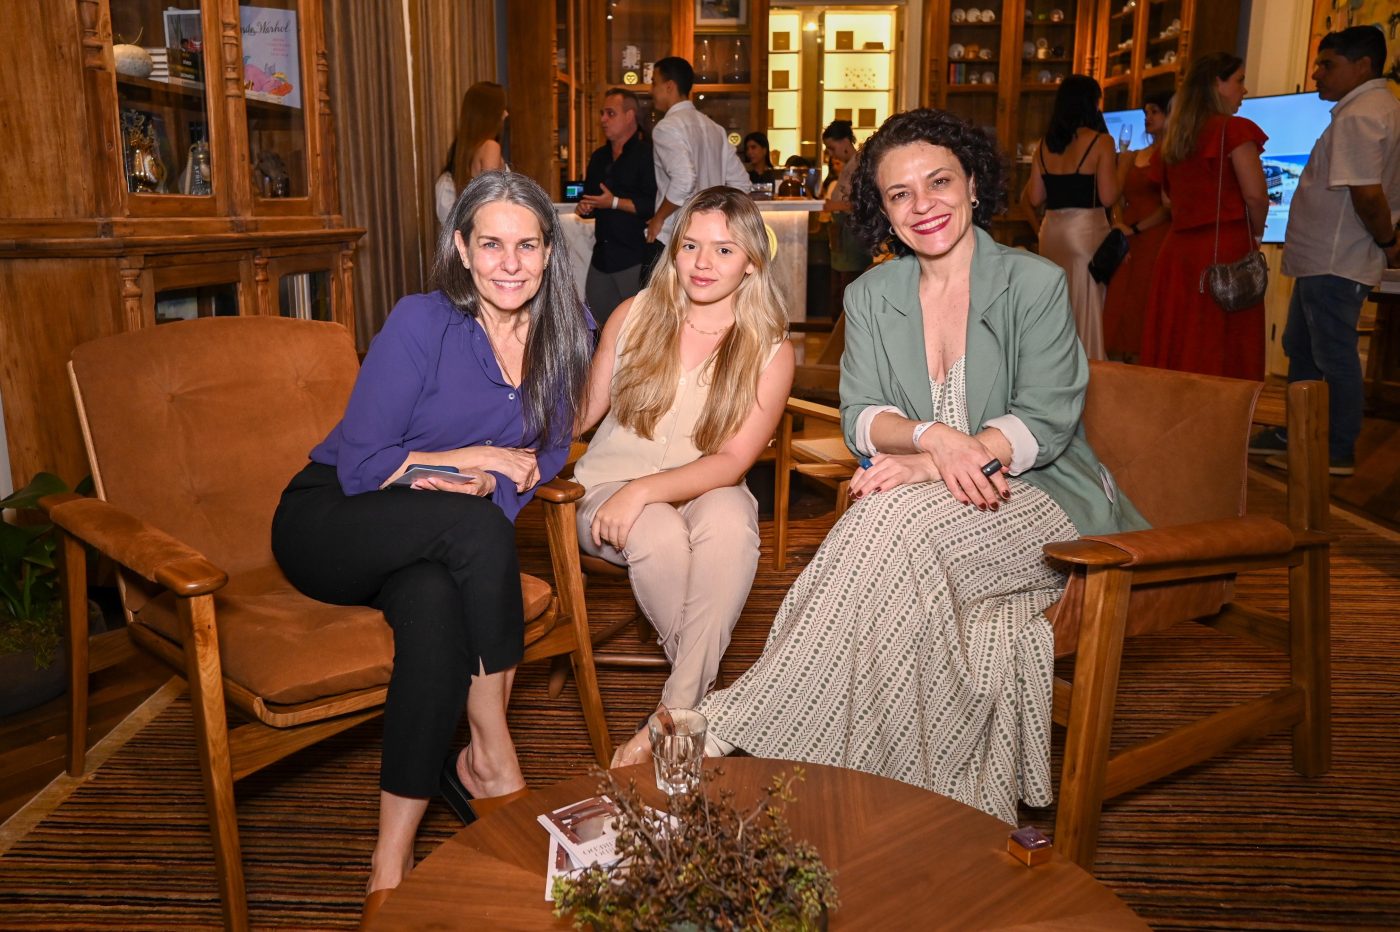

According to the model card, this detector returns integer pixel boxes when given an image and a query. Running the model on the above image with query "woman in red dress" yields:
[1102,91,1173,362]
[1141,53,1271,379]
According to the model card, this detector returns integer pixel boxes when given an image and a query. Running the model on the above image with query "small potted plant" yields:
[0,472,100,718]
[552,767,839,931]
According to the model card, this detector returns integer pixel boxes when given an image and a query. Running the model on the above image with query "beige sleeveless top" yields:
[573,310,782,489]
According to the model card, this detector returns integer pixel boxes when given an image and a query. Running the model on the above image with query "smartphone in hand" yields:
[389,464,479,489]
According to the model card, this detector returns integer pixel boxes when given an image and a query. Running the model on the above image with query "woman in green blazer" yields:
[698,109,1147,824]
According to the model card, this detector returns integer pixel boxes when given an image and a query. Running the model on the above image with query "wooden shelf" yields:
[1142,63,1180,79]
[116,74,208,99]
[949,22,1003,28]
[1149,33,1183,46]
[1020,84,1064,92]
[947,84,999,93]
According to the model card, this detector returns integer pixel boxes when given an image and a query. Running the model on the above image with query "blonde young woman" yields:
[573,186,795,767]
[434,81,509,224]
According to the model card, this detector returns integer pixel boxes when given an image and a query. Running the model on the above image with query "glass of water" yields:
[648,708,707,795]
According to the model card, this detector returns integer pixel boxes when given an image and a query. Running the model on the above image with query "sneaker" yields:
[1249,429,1288,456]
[1264,453,1356,477]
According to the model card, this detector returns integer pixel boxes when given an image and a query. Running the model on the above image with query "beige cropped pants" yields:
[576,480,760,709]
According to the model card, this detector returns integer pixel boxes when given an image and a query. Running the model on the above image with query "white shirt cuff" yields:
[853,405,904,456]
[983,414,1038,475]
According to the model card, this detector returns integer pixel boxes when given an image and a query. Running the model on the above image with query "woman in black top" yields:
[1023,75,1120,360]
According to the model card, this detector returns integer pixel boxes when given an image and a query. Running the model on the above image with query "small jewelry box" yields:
[1008,826,1053,866]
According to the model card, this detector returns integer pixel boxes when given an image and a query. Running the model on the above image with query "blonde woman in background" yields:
[573,187,795,767]
[435,81,508,224]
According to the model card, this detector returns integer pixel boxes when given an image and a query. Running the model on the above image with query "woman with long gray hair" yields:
[270,171,592,921]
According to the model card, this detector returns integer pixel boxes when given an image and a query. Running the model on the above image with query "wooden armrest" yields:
[40,495,227,597]
[785,396,840,421]
[535,477,585,504]
[1042,539,1133,567]
[1072,516,1294,568]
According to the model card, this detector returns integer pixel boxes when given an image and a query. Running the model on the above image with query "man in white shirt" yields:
[645,56,751,248]
[1267,26,1400,476]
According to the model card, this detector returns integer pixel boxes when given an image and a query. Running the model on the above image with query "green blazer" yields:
[839,227,1148,537]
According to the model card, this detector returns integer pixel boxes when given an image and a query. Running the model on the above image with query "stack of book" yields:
[146,48,168,80]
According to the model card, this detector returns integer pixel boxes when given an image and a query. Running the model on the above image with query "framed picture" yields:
[163,8,204,51]
[696,0,747,28]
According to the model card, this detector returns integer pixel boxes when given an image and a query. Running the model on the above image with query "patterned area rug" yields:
[0,472,1396,929]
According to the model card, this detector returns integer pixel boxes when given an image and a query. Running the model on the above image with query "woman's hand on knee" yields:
[591,484,647,551]
[848,453,939,499]
[919,426,1008,510]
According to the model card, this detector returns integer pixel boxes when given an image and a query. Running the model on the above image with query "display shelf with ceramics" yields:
[1090,0,1237,112]
[924,1,1096,238]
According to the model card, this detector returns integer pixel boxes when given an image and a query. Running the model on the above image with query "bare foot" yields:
[610,727,651,768]
[456,744,526,799]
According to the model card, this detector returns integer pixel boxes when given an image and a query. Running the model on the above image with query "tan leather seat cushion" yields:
[1048,577,1229,658]
[133,564,555,706]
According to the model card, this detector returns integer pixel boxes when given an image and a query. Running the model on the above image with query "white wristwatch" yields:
[911,420,937,450]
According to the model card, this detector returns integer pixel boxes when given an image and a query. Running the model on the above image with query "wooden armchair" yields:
[44,317,611,931]
[772,397,857,571]
[1046,362,1330,869]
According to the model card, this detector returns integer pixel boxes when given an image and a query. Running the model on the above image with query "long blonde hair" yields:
[1161,52,1242,165]
[448,81,506,189]
[611,188,787,454]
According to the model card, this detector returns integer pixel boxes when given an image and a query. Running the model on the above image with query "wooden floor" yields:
[3,387,1397,827]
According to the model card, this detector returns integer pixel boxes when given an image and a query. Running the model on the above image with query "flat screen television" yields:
[1237,91,1333,243]
[1104,92,1333,243]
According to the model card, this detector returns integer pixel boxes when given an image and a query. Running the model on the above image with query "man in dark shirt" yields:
[575,88,657,325]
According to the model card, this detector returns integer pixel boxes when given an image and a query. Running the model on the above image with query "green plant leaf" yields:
[0,472,70,511]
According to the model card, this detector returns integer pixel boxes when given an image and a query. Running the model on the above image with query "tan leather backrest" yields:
[69,317,359,577]
[1082,361,1261,526]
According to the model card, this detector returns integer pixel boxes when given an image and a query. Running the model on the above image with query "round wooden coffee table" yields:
[368,758,1146,930]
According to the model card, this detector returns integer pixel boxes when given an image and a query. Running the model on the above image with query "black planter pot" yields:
[0,602,106,719]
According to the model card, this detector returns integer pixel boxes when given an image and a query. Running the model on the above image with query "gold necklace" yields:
[684,315,732,337]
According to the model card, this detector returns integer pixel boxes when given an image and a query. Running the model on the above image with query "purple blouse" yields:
[310,291,576,522]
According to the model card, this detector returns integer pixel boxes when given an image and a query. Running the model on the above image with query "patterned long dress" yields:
[698,358,1078,824]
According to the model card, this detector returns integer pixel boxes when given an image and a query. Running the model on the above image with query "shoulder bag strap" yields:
[1211,117,1227,269]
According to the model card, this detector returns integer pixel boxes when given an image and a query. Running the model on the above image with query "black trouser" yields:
[271,462,524,798]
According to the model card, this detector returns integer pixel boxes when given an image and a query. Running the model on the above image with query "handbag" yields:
[1199,117,1268,313]
[1088,227,1129,284]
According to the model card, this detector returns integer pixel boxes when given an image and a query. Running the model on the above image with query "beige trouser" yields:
[576,480,760,709]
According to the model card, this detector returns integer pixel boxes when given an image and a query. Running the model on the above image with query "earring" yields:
[971,197,980,209]
[887,223,894,238]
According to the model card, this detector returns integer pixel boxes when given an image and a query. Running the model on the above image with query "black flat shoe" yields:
[439,751,478,826]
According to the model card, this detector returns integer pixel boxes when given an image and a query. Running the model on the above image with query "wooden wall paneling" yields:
[0,260,123,487]
[506,4,561,198]
[0,4,102,221]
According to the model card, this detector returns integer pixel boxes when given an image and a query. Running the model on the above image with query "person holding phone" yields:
[573,186,794,769]
[270,171,593,921]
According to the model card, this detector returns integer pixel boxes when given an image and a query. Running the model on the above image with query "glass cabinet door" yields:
[942,2,1002,140]
[239,0,309,199]
[108,1,217,200]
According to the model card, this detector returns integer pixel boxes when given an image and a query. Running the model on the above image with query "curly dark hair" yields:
[850,108,1006,257]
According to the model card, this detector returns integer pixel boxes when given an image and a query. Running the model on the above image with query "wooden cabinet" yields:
[1091,0,1240,112]
[0,0,362,489]
[922,0,1097,235]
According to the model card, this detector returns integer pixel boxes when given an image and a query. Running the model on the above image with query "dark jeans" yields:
[1282,274,1368,461]
[271,462,524,798]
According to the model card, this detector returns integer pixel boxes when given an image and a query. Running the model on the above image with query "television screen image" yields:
[1105,92,1333,244]
[1236,91,1334,244]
